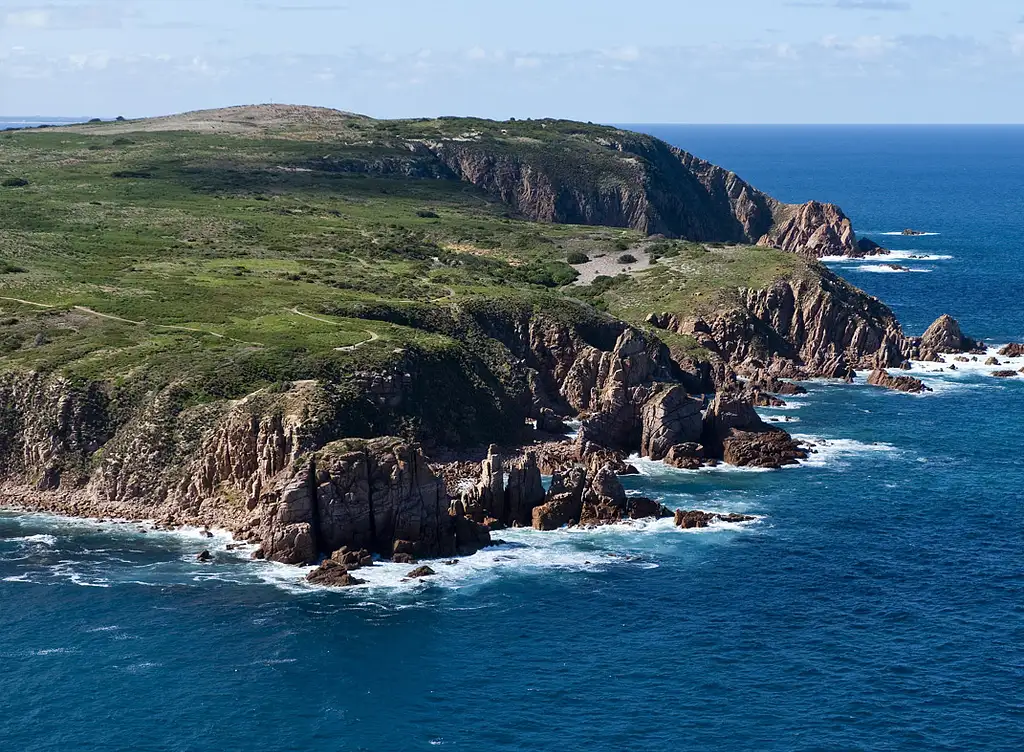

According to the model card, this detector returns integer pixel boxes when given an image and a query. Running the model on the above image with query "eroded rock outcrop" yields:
[757,201,857,259]
[639,385,703,461]
[918,315,980,359]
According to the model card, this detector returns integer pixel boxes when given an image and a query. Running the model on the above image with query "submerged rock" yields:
[407,565,436,578]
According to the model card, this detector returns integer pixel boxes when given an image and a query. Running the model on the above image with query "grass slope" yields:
[0,110,809,408]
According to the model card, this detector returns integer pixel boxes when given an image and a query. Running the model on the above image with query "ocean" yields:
[2,125,1022,751]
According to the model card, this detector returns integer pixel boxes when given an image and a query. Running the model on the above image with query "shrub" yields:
[112,137,135,146]
[0,261,27,274]
[2,177,28,187]
[111,170,152,179]
[565,251,590,265]
[416,210,440,219]
[89,118,102,123]
[617,253,638,264]
[613,239,630,252]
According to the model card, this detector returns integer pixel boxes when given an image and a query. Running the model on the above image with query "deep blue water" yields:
[2,127,1023,752]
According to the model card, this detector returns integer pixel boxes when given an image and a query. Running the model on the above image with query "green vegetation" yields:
[0,111,812,411]
[617,253,638,264]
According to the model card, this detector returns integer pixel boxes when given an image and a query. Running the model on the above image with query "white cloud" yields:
[5,10,51,28]
[514,56,541,69]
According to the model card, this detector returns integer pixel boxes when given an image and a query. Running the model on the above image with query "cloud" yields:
[1,2,139,30]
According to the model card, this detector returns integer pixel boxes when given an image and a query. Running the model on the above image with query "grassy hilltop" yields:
[0,106,809,418]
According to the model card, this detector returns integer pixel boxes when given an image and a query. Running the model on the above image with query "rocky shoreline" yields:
[0,304,996,587]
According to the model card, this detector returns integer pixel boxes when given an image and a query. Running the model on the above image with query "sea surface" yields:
[2,126,1023,752]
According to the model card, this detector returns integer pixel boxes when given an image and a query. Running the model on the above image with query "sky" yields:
[1,0,1023,123]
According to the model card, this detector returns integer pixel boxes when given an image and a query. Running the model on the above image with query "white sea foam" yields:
[884,250,953,261]
[628,455,772,476]
[792,434,900,469]
[7,534,57,546]
[855,264,933,274]
[878,231,940,236]
[898,345,1024,391]
[563,419,582,440]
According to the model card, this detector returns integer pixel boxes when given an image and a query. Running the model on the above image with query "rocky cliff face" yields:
[757,202,858,259]
[422,132,860,257]
[650,267,912,379]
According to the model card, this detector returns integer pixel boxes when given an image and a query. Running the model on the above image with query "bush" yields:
[565,251,590,265]
[613,239,630,252]
[0,261,27,274]
[416,210,440,219]
[112,137,135,146]
[111,170,152,179]
[2,177,29,187]
[617,253,638,264]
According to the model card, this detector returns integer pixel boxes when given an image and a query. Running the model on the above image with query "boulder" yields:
[998,343,1024,358]
[663,442,706,470]
[991,370,1017,378]
[579,465,629,526]
[407,565,436,578]
[196,550,212,562]
[627,497,673,520]
[985,357,1001,366]
[306,559,365,587]
[867,368,931,394]
[536,408,569,434]
[532,467,587,530]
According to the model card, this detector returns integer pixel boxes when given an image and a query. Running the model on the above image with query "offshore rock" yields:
[867,368,932,394]
[702,396,806,469]
[919,315,978,356]
[674,510,757,529]
[306,560,365,587]
[997,343,1024,358]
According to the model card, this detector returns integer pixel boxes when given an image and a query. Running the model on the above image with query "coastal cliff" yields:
[0,104,943,570]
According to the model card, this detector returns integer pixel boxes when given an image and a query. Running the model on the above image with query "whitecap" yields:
[884,250,953,261]
[878,231,941,236]
[6,534,58,546]
[792,434,900,469]
[855,264,933,274]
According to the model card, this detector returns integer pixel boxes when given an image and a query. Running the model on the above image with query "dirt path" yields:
[0,296,54,309]
[289,307,379,351]
[0,296,259,345]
